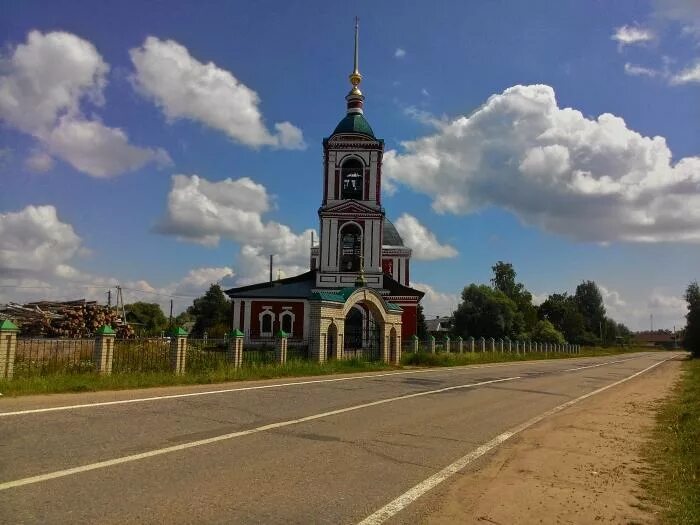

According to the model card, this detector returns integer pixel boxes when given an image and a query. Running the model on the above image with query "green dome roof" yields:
[332,113,375,138]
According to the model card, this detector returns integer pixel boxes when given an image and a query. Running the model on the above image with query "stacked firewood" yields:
[0,300,134,338]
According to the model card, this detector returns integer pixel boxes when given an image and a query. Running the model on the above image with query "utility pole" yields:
[106,289,112,308]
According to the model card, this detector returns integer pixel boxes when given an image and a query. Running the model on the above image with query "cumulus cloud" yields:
[394,48,406,58]
[383,84,700,243]
[0,205,82,277]
[670,60,700,84]
[394,213,458,260]
[156,174,315,279]
[130,37,305,150]
[412,282,459,318]
[0,30,169,177]
[0,204,239,313]
[612,25,656,47]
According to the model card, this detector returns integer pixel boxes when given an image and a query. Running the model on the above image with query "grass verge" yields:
[642,357,700,524]
[401,345,652,367]
[0,345,658,398]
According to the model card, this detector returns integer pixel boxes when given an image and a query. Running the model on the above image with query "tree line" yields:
[433,261,632,346]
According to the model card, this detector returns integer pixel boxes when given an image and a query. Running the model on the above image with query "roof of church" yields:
[225,271,316,299]
[332,113,375,138]
[225,269,424,301]
[383,218,404,246]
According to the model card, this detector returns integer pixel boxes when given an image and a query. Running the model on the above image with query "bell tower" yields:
[312,18,386,289]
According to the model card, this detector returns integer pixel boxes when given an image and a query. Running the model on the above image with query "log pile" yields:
[0,300,134,338]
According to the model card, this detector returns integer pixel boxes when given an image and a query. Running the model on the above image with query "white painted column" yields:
[372,219,381,269]
[232,300,241,330]
[329,219,339,270]
[369,152,377,201]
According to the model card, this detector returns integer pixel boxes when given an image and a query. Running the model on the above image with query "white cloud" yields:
[670,60,700,84]
[156,174,315,280]
[624,62,660,77]
[383,84,700,243]
[412,282,459,318]
[394,48,406,58]
[0,30,169,177]
[130,37,305,150]
[0,205,82,277]
[25,150,55,173]
[394,213,457,260]
[45,116,171,177]
[612,25,656,47]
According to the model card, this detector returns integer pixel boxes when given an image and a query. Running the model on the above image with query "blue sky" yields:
[1,0,699,330]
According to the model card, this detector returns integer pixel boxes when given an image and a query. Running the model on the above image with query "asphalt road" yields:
[0,351,680,524]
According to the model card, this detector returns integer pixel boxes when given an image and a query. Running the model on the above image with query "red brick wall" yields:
[400,304,417,340]
[249,301,305,339]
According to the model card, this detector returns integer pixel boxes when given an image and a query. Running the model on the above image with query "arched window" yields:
[280,310,294,335]
[341,159,363,200]
[340,223,362,272]
[259,309,274,336]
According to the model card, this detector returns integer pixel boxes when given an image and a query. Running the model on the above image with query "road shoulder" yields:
[414,357,682,524]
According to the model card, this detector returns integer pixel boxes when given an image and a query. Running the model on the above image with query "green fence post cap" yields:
[411,334,419,341]
[171,327,188,336]
[0,319,19,331]
[96,325,115,335]
[444,335,450,341]
[457,336,463,341]
[429,335,435,341]
[229,329,244,338]
[275,329,288,338]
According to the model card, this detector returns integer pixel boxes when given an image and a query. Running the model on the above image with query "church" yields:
[225,22,424,363]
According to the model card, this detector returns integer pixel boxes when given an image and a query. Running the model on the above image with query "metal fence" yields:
[113,338,170,373]
[15,338,95,377]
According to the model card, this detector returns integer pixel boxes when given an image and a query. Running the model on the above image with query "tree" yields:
[452,284,523,339]
[416,304,428,339]
[684,281,700,357]
[531,319,566,344]
[491,261,538,333]
[187,284,231,338]
[125,302,167,336]
[538,293,585,343]
[574,281,606,337]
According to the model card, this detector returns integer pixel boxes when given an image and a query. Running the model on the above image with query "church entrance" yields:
[343,305,380,361]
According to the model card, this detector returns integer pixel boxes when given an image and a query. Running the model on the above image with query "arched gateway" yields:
[224,21,423,357]
[308,286,403,364]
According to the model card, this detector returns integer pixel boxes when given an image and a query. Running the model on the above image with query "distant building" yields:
[633,330,679,348]
[426,316,453,336]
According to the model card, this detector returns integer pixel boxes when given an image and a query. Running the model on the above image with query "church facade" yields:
[225,23,423,362]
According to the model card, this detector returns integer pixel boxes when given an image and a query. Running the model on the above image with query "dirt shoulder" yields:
[419,358,683,525]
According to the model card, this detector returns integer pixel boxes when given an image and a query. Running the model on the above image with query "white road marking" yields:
[0,376,519,491]
[0,353,651,417]
[563,357,636,372]
[356,355,675,525]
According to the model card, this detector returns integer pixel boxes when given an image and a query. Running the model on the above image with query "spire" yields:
[346,17,365,115]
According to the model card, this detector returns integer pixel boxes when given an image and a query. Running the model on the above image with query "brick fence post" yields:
[227,329,244,368]
[444,335,451,353]
[456,336,463,353]
[275,330,288,364]
[0,319,19,380]
[93,325,116,375]
[429,335,436,354]
[411,335,419,353]
[170,327,188,375]
[479,337,485,353]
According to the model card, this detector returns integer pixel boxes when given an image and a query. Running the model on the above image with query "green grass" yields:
[0,358,392,397]
[642,357,700,524]
[0,345,660,398]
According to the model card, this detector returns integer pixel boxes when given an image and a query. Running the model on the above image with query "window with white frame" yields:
[279,308,295,335]
[259,308,274,336]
